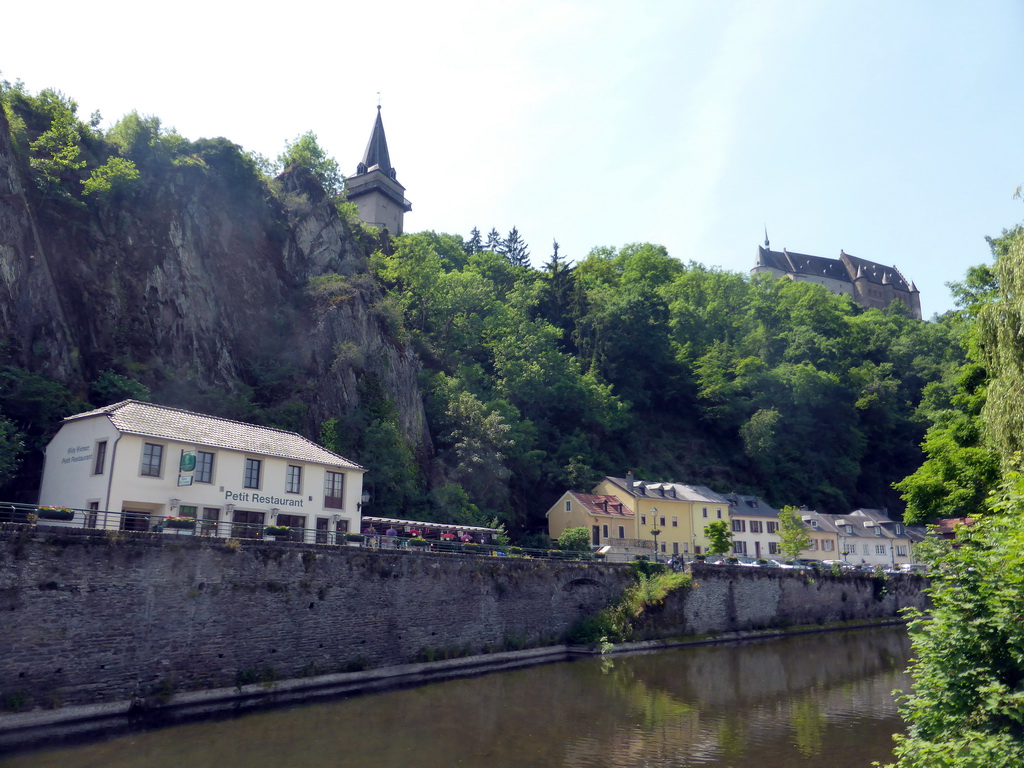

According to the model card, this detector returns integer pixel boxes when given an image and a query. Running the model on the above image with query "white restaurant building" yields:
[38,400,366,540]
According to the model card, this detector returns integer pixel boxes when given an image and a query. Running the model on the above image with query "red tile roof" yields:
[570,493,633,518]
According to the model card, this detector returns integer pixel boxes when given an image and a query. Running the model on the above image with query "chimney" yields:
[625,470,635,490]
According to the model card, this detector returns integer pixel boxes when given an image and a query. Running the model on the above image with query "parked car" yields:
[900,563,929,575]
[821,560,857,572]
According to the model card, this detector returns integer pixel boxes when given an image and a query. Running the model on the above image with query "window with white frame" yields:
[141,443,163,477]
[717,509,722,518]
[324,471,344,509]
[702,507,708,518]
[749,520,762,533]
[896,545,908,557]
[876,545,887,555]
[733,540,747,555]
[196,451,214,483]
[564,500,571,512]
[286,465,302,494]
[769,542,780,554]
[822,540,834,551]
[863,544,870,554]
[767,521,779,534]
[671,516,678,527]
[731,519,746,533]
[243,458,261,489]
[93,440,107,475]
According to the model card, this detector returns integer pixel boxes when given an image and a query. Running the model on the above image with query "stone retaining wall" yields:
[0,527,926,712]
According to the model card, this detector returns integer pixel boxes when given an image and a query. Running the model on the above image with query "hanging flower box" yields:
[408,537,428,548]
[164,517,197,530]
[38,506,74,521]
[266,525,291,537]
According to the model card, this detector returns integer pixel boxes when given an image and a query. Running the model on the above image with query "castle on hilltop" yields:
[752,243,922,320]
[345,106,412,235]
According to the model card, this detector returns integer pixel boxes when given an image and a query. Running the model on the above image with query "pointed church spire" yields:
[360,105,394,177]
[346,103,411,235]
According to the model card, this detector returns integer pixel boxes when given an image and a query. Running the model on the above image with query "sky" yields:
[5,0,1023,318]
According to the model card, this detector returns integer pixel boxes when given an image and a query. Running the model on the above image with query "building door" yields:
[232,509,265,538]
[592,525,600,546]
[200,507,220,536]
[277,513,306,541]
[316,517,329,544]
[121,509,150,532]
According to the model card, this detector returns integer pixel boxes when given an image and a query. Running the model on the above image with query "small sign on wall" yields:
[177,475,193,487]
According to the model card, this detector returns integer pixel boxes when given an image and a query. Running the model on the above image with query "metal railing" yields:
[0,502,625,563]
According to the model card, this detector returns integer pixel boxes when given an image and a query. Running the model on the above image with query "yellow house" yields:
[593,474,729,559]
[545,491,635,547]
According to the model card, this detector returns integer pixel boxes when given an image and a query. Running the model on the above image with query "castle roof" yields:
[755,245,916,292]
[757,246,850,282]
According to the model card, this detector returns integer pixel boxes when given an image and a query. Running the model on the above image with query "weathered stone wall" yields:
[0,528,926,711]
[636,562,927,639]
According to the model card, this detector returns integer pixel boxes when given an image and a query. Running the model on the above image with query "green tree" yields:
[81,156,140,201]
[883,472,1024,767]
[704,519,733,556]
[278,131,344,196]
[464,227,483,256]
[0,415,25,488]
[503,226,530,268]
[485,228,503,252]
[776,507,811,561]
[894,364,999,524]
[558,526,591,552]
[89,370,151,405]
[978,219,1024,469]
[25,90,86,196]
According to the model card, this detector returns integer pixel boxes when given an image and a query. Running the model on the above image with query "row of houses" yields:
[32,400,923,567]
[546,474,924,567]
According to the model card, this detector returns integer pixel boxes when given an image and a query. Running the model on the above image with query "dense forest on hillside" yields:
[369,233,968,529]
[0,80,1004,537]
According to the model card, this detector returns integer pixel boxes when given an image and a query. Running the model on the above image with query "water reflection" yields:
[0,627,910,768]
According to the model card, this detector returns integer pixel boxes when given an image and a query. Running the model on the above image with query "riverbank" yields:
[0,617,908,754]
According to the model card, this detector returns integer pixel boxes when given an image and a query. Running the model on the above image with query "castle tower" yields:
[345,106,412,235]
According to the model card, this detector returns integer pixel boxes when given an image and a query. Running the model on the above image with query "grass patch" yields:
[568,566,692,645]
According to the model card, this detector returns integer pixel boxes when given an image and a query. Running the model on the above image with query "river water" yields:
[1,626,911,768]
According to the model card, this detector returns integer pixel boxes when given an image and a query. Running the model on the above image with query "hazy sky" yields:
[5,0,1023,317]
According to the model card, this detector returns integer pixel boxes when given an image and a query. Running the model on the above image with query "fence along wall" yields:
[0,528,926,711]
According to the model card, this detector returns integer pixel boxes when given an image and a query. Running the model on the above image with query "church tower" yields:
[345,106,412,235]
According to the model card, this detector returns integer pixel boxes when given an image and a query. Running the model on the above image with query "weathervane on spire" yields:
[764,225,770,250]
[377,90,381,109]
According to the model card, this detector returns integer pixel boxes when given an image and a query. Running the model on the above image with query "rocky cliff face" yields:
[0,106,428,450]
